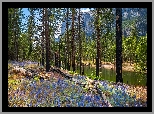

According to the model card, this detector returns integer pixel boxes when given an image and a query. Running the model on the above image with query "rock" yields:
[19,68,26,76]
[25,70,34,80]
[45,73,50,80]
[12,66,20,74]
[89,84,94,89]
[85,85,89,89]
[72,78,77,82]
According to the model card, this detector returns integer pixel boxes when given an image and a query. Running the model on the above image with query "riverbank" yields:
[102,63,135,72]
[82,61,135,72]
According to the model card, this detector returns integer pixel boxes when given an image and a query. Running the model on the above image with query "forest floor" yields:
[8,61,147,107]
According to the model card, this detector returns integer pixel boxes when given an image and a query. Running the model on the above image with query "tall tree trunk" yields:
[45,8,50,72]
[14,30,18,61]
[55,52,58,67]
[41,43,45,66]
[41,8,45,66]
[116,8,123,83]
[82,63,84,75]
[66,8,70,70]
[59,38,61,68]
[78,8,82,75]
[64,41,67,69]
[99,50,102,67]
[48,9,51,67]
[64,31,67,69]
[22,50,25,61]
[14,10,18,61]
[96,8,100,77]
[68,52,71,71]
[16,28,19,61]
[72,8,75,72]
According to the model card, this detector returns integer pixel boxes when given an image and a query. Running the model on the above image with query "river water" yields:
[75,66,147,86]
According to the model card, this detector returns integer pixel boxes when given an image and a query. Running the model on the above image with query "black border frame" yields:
[3,2,152,112]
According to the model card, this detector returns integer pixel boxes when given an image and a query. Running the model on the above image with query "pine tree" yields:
[96,8,100,78]
[116,8,123,83]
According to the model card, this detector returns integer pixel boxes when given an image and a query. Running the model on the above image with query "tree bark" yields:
[45,8,50,72]
[66,8,70,71]
[96,8,100,77]
[78,8,82,75]
[59,38,61,68]
[116,8,123,83]
[41,8,45,66]
[72,8,75,72]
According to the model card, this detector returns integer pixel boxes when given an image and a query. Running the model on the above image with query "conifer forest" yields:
[8,8,147,107]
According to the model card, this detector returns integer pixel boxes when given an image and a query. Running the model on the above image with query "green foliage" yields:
[8,8,23,61]
[8,79,21,86]
[34,76,40,81]
[8,8,147,76]
[134,35,147,73]
[122,19,147,73]
[68,71,74,75]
